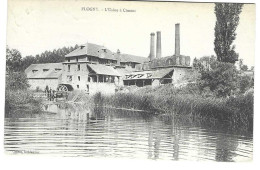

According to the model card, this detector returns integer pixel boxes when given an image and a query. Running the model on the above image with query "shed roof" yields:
[25,63,63,79]
[124,68,174,80]
[87,64,121,76]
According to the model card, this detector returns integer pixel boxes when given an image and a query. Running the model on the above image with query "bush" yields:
[5,90,42,114]
[6,72,30,90]
[198,61,238,97]
[238,75,253,94]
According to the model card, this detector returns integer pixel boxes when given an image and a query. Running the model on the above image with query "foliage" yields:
[20,55,38,72]
[193,55,216,72]
[6,45,79,72]
[95,84,253,130]
[214,3,243,63]
[238,75,253,94]
[6,47,22,73]
[6,72,30,90]
[239,59,249,71]
[5,89,42,114]
[198,61,238,97]
[32,45,78,64]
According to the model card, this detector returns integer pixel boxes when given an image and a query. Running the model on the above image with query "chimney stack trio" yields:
[149,23,181,61]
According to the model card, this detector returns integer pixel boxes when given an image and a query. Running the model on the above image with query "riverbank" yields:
[94,84,254,130]
[5,90,42,115]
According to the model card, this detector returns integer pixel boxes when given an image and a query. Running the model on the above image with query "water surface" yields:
[4,104,253,161]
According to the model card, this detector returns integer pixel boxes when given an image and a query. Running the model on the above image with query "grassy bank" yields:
[5,90,42,115]
[94,84,253,129]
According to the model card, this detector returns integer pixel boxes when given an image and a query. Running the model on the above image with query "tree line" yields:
[6,44,79,73]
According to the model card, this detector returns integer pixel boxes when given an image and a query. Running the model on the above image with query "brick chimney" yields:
[156,31,162,58]
[149,32,155,61]
[116,49,121,65]
[175,23,180,56]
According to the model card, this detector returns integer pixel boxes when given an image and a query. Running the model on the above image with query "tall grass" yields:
[93,84,253,130]
[5,89,42,115]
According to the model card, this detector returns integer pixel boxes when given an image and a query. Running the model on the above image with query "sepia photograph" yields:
[3,0,256,163]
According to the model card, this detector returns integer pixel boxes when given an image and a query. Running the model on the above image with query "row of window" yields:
[66,56,117,65]
[67,75,80,82]
[67,65,81,72]
[66,75,115,83]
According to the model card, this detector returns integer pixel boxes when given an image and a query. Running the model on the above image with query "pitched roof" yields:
[119,54,149,64]
[65,43,116,60]
[151,68,174,79]
[25,63,63,79]
[66,42,148,64]
[87,64,121,76]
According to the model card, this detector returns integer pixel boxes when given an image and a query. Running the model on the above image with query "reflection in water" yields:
[4,104,253,161]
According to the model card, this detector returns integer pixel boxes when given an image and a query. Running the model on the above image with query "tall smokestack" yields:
[156,31,162,58]
[175,23,180,56]
[149,32,155,61]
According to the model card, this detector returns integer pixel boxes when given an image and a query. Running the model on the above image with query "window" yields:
[68,65,70,72]
[32,70,38,73]
[78,64,80,71]
[43,69,49,72]
[68,58,70,62]
[55,68,61,73]
[86,84,89,92]
[76,57,78,62]
[77,85,79,89]
[78,76,80,81]
[67,75,72,82]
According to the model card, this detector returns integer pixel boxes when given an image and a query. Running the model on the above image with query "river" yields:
[4,103,253,161]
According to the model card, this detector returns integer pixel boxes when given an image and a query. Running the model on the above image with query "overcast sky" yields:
[6,0,255,67]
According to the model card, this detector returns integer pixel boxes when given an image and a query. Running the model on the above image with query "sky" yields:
[6,0,255,67]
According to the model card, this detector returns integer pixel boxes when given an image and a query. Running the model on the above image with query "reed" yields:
[94,84,253,130]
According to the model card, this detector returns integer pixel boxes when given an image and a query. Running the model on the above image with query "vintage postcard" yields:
[4,0,255,162]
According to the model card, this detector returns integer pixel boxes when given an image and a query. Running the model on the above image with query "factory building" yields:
[26,23,193,93]
[124,23,193,87]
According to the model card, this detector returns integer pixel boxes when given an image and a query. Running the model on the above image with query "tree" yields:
[6,46,22,73]
[198,61,238,97]
[6,72,30,90]
[193,55,216,72]
[21,55,37,71]
[241,65,248,71]
[214,3,243,64]
[238,59,248,71]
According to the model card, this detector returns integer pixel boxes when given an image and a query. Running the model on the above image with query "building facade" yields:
[25,23,194,94]
[25,63,63,91]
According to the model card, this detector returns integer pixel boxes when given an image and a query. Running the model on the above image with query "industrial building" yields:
[124,23,193,87]
[25,23,193,94]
